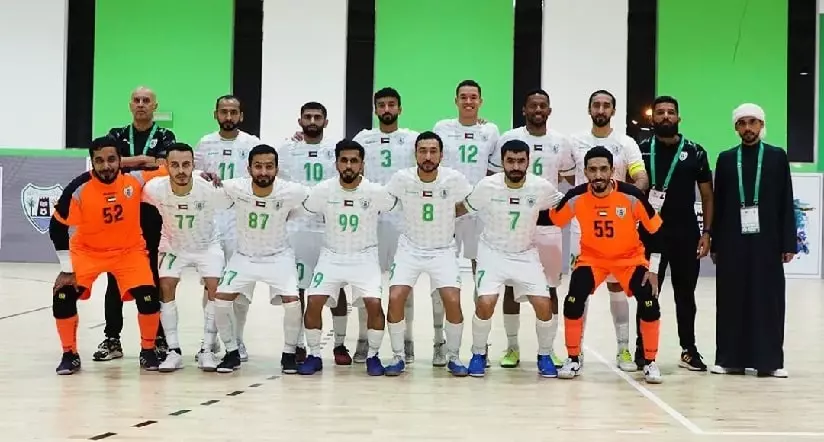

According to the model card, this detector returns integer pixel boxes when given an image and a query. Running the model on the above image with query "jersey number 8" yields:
[102,204,124,224]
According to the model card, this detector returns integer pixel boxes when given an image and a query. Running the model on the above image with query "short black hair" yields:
[652,95,679,113]
[335,139,365,160]
[500,139,530,160]
[374,87,401,107]
[166,143,194,158]
[215,95,242,110]
[525,88,550,103]
[301,101,327,118]
[415,131,443,152]
[89,136,121,158]
[584,145,614,168]
[589,89,616,108]
[456,79,482,97]
[248,144,278,166]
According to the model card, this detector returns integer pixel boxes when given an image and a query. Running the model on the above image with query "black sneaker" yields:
[634,347,645,370]
[56,351,81,375]
[281,352,298,374]
[679,348,707,372]
[140,349,160,371]
[217,350,241,373]
[155,336,169,362]
[92,337,123,361]
[296,346,307,364]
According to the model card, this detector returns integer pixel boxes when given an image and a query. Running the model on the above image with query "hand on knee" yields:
[130,285,160,314]
[52,287,80,319]
[636,294,661,322]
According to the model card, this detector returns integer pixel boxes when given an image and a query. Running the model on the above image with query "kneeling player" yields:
[50,137,167,374]
[299,140,398,376]
[549,146,663,384]
[142,143,226,372]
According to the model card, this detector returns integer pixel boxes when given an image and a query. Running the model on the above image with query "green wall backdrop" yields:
[373,0,514,132]
[92,0,234,144]
[657,0,788,165]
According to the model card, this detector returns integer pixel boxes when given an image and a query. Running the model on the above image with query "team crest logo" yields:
[679,151,688,161]
[275,200,283,210]
[551,144,559,154]
[440,189,449,199]
[360,199,370,209]
[195,201,205,211]
[526,196,536,207]
[150,139,158,148]
[124,185,134,198]
[326,150,335,159]
[21,183,63,234]
[616,207,627,218]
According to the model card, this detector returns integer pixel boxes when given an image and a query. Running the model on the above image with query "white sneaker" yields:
[643,361,663,384]
[769,368,789,378]
[353,339,368,363]
[558,358,581,379]
[159,351,183,372]
[432,342,447,367]
[198,351,218,372]
[404,340,415,364]
[238,342,248,362]
[617,349,638,372]
[711,365,744,375]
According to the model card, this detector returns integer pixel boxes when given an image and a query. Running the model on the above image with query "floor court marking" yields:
[86,329,333,440]
[0,305,50,321]
[583,344,705,435]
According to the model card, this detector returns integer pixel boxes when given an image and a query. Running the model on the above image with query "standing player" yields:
[142,143,227,372]
[353,87,417,363]
[494,89,576,368]
[210,144,308,374]
[383,131,472,376]
[278,102,346,364]
[298,140,398,376]
[49,136,167,374]
[567,90,649,372]
[549,146,663,384]
[459,139,564,378]
[431,79,500,367]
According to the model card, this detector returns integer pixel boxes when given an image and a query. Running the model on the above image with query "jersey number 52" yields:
[102,205,124,224]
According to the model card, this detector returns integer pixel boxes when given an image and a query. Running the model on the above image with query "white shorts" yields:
[288,230,324,290]
[158,244,224,279]
[475,241,549,302]
[534,226,563,288]
[390,242,462,290]
[570,220,618,284]
[378,218,401,272]
[217,250,299,305]
[308,248,382,308]
[455,214,482,260]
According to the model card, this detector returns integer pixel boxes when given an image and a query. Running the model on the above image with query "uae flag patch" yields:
[380,137,390,144]
[344,200,354,207]
[534,144,543,151]
[256,201,266,208]
[222,149,232,156]
[598,211,608,217]
[308,151,318,158]
[509,197,520,205]
[106,196,116,203]
[422,190,433,198]
[464,133,474,140]
[177,204,188,210]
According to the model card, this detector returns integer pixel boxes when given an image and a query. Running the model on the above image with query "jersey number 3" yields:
[102,204,124,224]
[593,220,614,238]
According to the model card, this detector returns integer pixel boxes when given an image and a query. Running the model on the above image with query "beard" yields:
[505,169,525,183]
[340,170,359,184]
[526,114,546,126]
[173,173,191,186]
[740,131,759,144]
[653,121,678,138]
[93,168,118,184]
[590,179,609,192]
[591,114,610,128]
[417,160,437,173]
[379,112,398,125]
[252,175,274,188]
[219,120,238,131]
[302,124,322,138]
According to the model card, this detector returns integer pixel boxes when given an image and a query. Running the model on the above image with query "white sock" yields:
[202,300,217,351]
[471,314,491,355]
[201,290,208,309]
[214,299,238,352]
[444,320,463,361]
[233,295,250,344]
[332,315,347,346]
[357,305,368,340]
[503,313,520,350]
[282,301,301,353]
[160,300,179,349]
[404,295,414,341]
[305,328,323,357]
[388,320,405,358]
[609,290,630,351]
[297,306,306,348]
[548,314,559,350]
[535,318,553,356]
[366,328,384,358]
[431,290,445,344]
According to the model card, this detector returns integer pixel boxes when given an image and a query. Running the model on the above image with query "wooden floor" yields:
[1,262,823,441]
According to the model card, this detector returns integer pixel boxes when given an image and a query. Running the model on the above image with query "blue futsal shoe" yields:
[468,353,487,377]
[447,359,469,377]
[298,355,323,375]
[384,356,405,376]
[366,355,385,376]
[537,355,558,378]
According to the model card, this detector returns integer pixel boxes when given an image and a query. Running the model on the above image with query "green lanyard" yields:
[736,142,763,207]
[650,136,685,191]
[128,123,158,156]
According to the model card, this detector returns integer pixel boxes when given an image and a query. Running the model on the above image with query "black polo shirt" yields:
[107,123,176,172]
[638,134,712,232]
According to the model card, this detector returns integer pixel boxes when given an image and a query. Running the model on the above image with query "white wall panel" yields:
[0,0,68,149]
[542,0,629,136]
[260,0,348,144]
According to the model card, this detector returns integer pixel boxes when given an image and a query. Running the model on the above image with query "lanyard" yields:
[736,142,763,207]
[128,123,158,157]
[650,136,685,191]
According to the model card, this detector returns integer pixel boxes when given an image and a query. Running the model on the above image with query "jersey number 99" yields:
[102,205,124,224]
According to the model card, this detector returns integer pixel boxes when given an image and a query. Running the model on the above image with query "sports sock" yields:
[503,314,520,350]
[202,300,217,351]
[159,300,179,349]
[366,328,384,358]
[305,328,323,357]
[609,290,630,351]
[444,320,463,361]
[639,319,660,361]
[548,314,559,349]
[214,299,238,352]
[137,312,160,350]
[282,301,301,353]
[404,295,414,340]
[297,320,306,348]
[233,295,250,343]
[471,314,491,355]
[56,315,79,353]
[564,317,584,357]
[431,290,445,344]
[357,305,368,341]
[332,315,347,346]
[535,318,553,356]
[388,320,405,358]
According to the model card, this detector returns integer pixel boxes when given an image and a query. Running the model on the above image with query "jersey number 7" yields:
[593,220,614,238]
[102,205,124,224]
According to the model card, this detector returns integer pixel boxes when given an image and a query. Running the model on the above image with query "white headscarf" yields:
[733,103,766,139]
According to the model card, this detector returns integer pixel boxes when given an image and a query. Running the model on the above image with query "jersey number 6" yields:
[102,204,124,224]
[593,220,614,238]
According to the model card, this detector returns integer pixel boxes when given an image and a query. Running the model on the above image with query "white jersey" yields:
[302,177,398,255]
[142,175,224,253]
[277,139,337,233]
[497,126,577,187]
[194,131,260,180]
[219,177,307,258]
[433,119,500,184]
[385,166,472,251]
[570,130,643,185]
[464,173,563,254]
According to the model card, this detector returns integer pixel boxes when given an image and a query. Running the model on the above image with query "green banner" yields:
[93,0,234,145]
[657,0,788,166]
[373,0,514,132]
